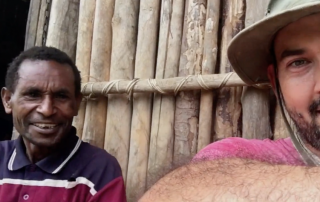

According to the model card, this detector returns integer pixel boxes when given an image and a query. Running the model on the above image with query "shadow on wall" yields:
[0,0,29,140]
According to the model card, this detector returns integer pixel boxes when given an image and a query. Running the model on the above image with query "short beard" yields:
[288,99,320,151]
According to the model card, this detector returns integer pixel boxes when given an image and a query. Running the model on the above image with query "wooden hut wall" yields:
[25,0,289,201]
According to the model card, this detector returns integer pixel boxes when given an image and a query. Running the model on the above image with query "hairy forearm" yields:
[139,158,320,202]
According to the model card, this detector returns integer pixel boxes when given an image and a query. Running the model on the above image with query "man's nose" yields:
[36,96,56,117]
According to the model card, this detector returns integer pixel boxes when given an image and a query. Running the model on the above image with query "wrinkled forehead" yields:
[16,60,75,92]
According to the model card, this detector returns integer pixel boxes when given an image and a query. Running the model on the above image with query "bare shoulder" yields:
[140,158,320,202]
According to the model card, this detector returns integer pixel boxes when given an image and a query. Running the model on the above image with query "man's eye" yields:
[27,92,40,98]
[56,94,68,99]
[290,59,308,67]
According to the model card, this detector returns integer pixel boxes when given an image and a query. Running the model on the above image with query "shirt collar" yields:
[8,127,82,174]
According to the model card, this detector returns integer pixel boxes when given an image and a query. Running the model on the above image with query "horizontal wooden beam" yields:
[81,73,270,96]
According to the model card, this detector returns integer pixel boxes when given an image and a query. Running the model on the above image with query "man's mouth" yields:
[32,123,58,129]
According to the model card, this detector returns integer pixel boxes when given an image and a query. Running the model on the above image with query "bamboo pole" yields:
[72,0,95,140]
[242,0,272,140]
[46,0,79,60]
[173,0,207,163]
[81,73,256,95]
[147,0,185,188]
[126,1,161,200]
[213,0,245,141]
[197,0,220,151]
[104,0,140,183]
[25,0,41,49]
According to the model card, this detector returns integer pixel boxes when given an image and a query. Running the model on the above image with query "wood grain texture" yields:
[274,102,288,139]
[73,0,96,139]
[35,0,47,46]
[25,0,41,50]
[242,0,272,140]
[174,0,206,163]
[81,73,250,95]
[147,0,185,188]
[213,0,245,141]
[82,0,114,149]
[126,0,161,200]
[198,0,220,151]
[46,0,80,60]
[104,0,140,184]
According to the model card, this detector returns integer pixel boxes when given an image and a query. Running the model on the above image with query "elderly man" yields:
[0,47,126,202]
[140,0,320,201]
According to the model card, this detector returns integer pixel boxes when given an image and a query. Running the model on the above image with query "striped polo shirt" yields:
[0,127,126,202]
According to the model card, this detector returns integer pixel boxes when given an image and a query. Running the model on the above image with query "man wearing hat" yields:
[140,0,320,201]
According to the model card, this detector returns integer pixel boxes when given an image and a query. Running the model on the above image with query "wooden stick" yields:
[173,0,207,163]
[25,0,41,49]
[242,0,272,140]
[81,73,257,95]
[73,0,95,141]
[274,102,288,139]
[126,0,161,200]
[197,0,220,152]
[35,0,48,46]
[82,0,114,148]
[72,0,95,140]
[104,0,140,183]
[147,0,185,188]
[213,0,245,141]
[46,0,80,60]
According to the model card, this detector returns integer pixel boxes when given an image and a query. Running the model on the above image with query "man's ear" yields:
[1,87,12,114]
[267,64,277,93]
[74,93,83,116]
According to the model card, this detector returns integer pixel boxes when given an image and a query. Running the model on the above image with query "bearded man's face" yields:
[269,13,320,151]
[289,102,320,150]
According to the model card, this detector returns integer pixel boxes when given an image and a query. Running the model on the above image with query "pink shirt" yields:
[193,137,305,166]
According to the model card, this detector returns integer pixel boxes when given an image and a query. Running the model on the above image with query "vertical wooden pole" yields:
[25,0,41,49]
[147,0,185,188]
[126,0,161,200]
[197,0,220,151]
[46,0,80,60]
[35,0,48,46]
[174,0,206,163]
[274,103,288,139]
[73,0,95,139]
[213,0,245,141]
[81,0,114,148]
[241,0,271,140]
[104,0,140,183]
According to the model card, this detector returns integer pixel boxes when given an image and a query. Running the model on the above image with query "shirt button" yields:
[23,194,29,200]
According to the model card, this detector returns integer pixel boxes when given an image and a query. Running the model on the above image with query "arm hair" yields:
[139,158,320,202]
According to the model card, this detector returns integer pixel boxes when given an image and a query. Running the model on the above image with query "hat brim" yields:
[228,2,320,85]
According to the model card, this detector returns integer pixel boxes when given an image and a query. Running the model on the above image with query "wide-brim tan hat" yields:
[228,0,320,85]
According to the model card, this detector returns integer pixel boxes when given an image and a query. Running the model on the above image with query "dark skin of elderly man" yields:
[0,47,126,202]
